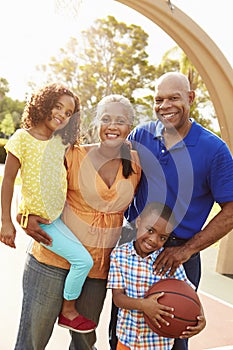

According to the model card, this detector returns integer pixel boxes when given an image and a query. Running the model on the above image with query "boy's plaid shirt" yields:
[107,241,192,350]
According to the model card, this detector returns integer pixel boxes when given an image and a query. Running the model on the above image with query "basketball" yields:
[143,278,202,338]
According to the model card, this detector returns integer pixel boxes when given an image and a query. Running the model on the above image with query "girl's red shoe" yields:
[58,314,96,333]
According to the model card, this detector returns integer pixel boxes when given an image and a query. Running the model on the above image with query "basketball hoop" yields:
[54,0,83,19]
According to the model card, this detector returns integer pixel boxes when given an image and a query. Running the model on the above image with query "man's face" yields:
[154,77,195,133]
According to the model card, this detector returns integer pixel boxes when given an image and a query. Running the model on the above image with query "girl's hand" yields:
[180,315,206,338]
[142,292,174,329]
[0,221,16,248]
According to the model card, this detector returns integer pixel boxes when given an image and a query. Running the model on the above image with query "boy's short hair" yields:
[140,202,176,229]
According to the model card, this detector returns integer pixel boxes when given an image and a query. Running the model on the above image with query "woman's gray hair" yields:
[95,94,135,125]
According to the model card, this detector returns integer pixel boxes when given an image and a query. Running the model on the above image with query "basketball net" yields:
[54,0,83,19]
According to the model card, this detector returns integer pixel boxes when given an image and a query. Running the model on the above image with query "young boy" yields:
[107,202,206,350]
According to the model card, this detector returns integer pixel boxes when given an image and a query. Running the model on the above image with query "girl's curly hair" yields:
[21,83,81,145]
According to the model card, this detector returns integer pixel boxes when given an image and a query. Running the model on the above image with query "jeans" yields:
[15,254,107,350]
[40,217,93,300]
[15,254,68,350]
[69,277,107,350]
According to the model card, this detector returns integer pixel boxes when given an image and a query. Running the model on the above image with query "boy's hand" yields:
[179,315,206,338]
[16,214,52,246]
[142,292,174,329]
[0,221,16,248]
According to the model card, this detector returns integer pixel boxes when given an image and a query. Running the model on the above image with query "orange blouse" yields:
[31,145,141,279]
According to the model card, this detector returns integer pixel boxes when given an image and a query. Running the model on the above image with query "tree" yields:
[34,16,157,140]
[0,77,24,135]
[0,78,9,100]
[79,17,156,105]
[0,113,15,137]
[0,95,24,129]
[31,17,218,140]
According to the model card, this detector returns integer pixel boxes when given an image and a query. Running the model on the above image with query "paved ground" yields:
[0,164,233,349]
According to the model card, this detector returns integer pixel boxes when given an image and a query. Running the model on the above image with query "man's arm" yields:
[153,201,233,276]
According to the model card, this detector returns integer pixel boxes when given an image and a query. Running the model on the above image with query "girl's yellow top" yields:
[5,129,67,227]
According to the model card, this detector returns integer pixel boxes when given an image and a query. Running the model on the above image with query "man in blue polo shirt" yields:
[109,72,233,350]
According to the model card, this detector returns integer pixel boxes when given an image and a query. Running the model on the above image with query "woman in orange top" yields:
[15,94,141,350]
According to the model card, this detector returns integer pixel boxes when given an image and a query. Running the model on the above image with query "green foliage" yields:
[0,138,7,163]
[34,16,156,141]
[79,16,156,102]
[0,78,9,99]
[0,113,15,136]
[0,17,221,148]
[0,95,24,132]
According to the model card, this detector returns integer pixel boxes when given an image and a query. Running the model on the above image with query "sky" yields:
[0,0,232,100]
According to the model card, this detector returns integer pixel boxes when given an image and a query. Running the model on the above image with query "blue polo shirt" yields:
[127,120,233,239]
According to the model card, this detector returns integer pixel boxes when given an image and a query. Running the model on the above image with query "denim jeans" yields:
[15,254,68,350]
[69,277,107,350]
[15,254,107,350]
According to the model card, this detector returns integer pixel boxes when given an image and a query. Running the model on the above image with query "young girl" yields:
[0,83,96,333]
